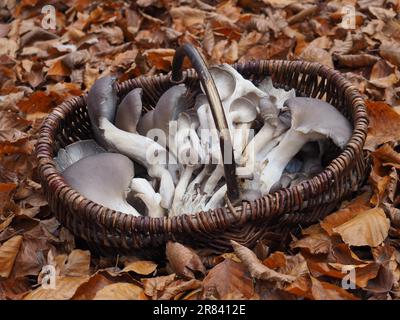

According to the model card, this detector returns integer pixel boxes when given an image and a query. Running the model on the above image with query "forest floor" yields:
[0,0,400,300]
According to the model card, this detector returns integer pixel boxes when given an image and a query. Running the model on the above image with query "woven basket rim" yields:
[36,59,368,235]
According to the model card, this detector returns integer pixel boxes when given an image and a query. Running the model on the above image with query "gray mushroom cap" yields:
[283,97,352,148]
[54,139,105,172]
[87,76,118,127]
[137,85,187,137]
[62,152,139,216]
[115,88,143,133]
[87,76,118,147]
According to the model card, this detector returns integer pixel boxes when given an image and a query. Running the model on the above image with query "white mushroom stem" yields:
[229,97,258,162]
[260,130,318,194]
[196,101,221,165]
[238,96,287,175]
[186,165,210,194]
[148,165,175,209]
[135,193,164,218]
[170,165,195,215]
[203,165,224,194]
[129,178,164,218]
[204,184,227,211]
[101,118,168,167]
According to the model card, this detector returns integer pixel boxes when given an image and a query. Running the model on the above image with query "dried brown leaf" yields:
[23,276,89,300]
[332,208,390,247]
[122,260,157,275]
[142,274,176,298]
[231,240,296,283]
[93,282,146,300]
[201,258,254,300]
[290,227,332,255]
[321,192,372,236]
[170,6,206,32]
[310,276,359,300]
[60,249,91,277]
[301,46,333,68]
[0,235,23,278]
[144,48,175,71]
[159,279,202,300]
[166,241,205,280]
[365,100,400,151]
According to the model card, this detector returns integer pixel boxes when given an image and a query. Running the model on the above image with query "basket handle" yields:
[171,44,240,203]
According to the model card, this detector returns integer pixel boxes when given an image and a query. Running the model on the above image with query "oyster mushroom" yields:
[259,97,352,194]
[258,77,296,109]
[62,153,140,216]
[195,94,221,165]
[86,76,118,148]
[54,139,105,172]
[115,88,143,133]
[206,64,266,111]
[229,97,258,162]
[137,85,187,148]
[87,76,176,210]
[237,96,288,178]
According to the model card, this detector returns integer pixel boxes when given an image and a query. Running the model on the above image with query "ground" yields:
[0,0,400,300]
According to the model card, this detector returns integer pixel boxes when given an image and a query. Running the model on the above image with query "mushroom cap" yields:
[54,139,105,172]
[153,85,187,133]
[137,85,187,137]
[115,88,143,133]
[259,96,279,126]
[229,97,257,123]
[283,97,352,148]
[87,76,118,128]
[136,110,154,136]
[258,77,296,108]
[62,153,136,214]
[208,65,236,101]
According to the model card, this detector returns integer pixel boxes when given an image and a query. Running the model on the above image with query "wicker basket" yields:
[36,44,369,259]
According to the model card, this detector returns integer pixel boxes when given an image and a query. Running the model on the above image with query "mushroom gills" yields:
[54,139,105,172]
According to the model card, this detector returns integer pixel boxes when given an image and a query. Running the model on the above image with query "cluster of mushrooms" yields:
[55,64,352,218]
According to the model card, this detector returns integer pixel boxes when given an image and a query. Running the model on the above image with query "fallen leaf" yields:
[201,258,254,299]
[60,250,91,277]
[321,192,372,236]
[71,271,115,300]
[17,92,54,114]
[334,54,380,68]
[170,6,206,32]
[159,279,202,300]
[310,276,359,300]
[23,276,89,300]
[166,241,205,279]
[47,59,70,77]
[142,274,176,298]
[0,235,23,278]
[122,260,157,275]
[231,240,295,283]
[93,282,146,300]
[143,48,175,71]
[290,228,332,255]
[0,277,31,300]
[332,208,390,247]
[379,40,400,68]
[301,46,333,68]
